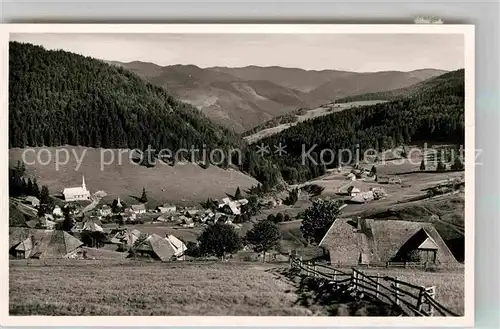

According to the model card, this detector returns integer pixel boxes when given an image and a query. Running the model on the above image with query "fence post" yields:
[313,263,317,278]
[394,276,400,306]
[359,270,364,293]
[353,270,357,290]
[376,273,380,299]
[416,286,425,313]
[332,269,337,282]
[426,286,436,316]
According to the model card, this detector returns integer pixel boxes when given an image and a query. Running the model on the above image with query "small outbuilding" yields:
[347,186,361,196]
[25,196,40,207]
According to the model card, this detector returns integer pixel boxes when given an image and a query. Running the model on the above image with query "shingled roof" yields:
[133,234,176,261]
[319,218,458,266]
[10,227,83,259]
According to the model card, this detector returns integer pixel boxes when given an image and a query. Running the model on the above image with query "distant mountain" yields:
[209,65,355,92]
[111,62,447,133]
[110,62,308,132]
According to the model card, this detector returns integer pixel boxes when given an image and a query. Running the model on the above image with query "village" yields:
[9,145,465,266]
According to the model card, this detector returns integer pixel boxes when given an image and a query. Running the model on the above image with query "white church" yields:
[63,176,91,201]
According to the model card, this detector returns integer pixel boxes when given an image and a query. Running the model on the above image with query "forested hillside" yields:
[336,70,464,103]
[9,42,282,189]
[115,60,445,132]
[9,41,240,151]
[254,69,465,184]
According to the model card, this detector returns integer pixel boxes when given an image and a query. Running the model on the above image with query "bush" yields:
[267,214,275,222]
[284,214,291,222]
[275,213,284,223]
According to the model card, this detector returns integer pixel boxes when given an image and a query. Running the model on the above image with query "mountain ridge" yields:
[110,61,447,132]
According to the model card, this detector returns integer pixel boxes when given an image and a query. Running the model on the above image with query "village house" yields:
[110,228,141,248]
[346,172,356,181]
[318,218,458,267]
[347,186,361,196]
[184,209,200,218]
[122,208,137,221]
[9,227,84,259]
[349,191,375,204]
[234,199,249,207]
[130,204,146,214]
[52,205,64,217]
[99,205,112,217]
[158,204,177,214]
[40,217,56,230]
[62,176,91,201]
[72,217,104,233]
[165,234,187,260]
[131,234,179,262]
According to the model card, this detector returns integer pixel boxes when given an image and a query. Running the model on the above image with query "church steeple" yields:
[82,175,86,189]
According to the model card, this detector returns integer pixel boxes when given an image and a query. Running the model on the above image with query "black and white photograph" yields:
[2,24,474,326]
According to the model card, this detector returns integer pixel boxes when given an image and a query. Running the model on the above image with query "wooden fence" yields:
[290,256,459,317]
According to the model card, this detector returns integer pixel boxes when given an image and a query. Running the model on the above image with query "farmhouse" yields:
[9,227,83,259]
[110,228,141,247]
[131,233,177,261]
[350,191,375,204]
[63,176,91,201]
[130,204,146,214]
[347,186,361,196]
[39,217,56,230]
[318,218,458,266]
[122,208,137,221]
[25,196,40,207]
[52,205,64,217]
[165,234,187,260]
[72,217,104,233]
[158,204,177,214]
[99,205,112,217]
[346,173,356,181]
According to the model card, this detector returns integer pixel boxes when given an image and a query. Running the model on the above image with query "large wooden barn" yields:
[318,218,458,267]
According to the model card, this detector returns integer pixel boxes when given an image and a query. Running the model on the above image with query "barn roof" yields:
[347,186,361,193]
[133,234,176,261]
[319,218,458,265]
[110,228,141,246]
[9,228,83,259]
[166,235,186,256]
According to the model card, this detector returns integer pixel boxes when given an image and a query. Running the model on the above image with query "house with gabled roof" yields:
[318,218,458,267]
[131,234,176,261]
[130,204,146,214]
[9,227,83,259]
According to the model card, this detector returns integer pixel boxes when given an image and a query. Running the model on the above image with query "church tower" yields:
[82,175,87,190]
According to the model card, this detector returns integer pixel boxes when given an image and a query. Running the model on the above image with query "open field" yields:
[9,261,314,316]
[244,100,386,143]
[10,147,259,205]
[296,145,464,218]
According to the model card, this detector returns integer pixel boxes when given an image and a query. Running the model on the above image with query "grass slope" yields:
[9,146,259,205]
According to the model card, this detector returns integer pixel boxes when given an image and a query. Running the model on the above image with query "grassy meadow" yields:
[9,261,313,316]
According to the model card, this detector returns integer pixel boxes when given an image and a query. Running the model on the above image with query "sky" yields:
[10,33,464,72]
